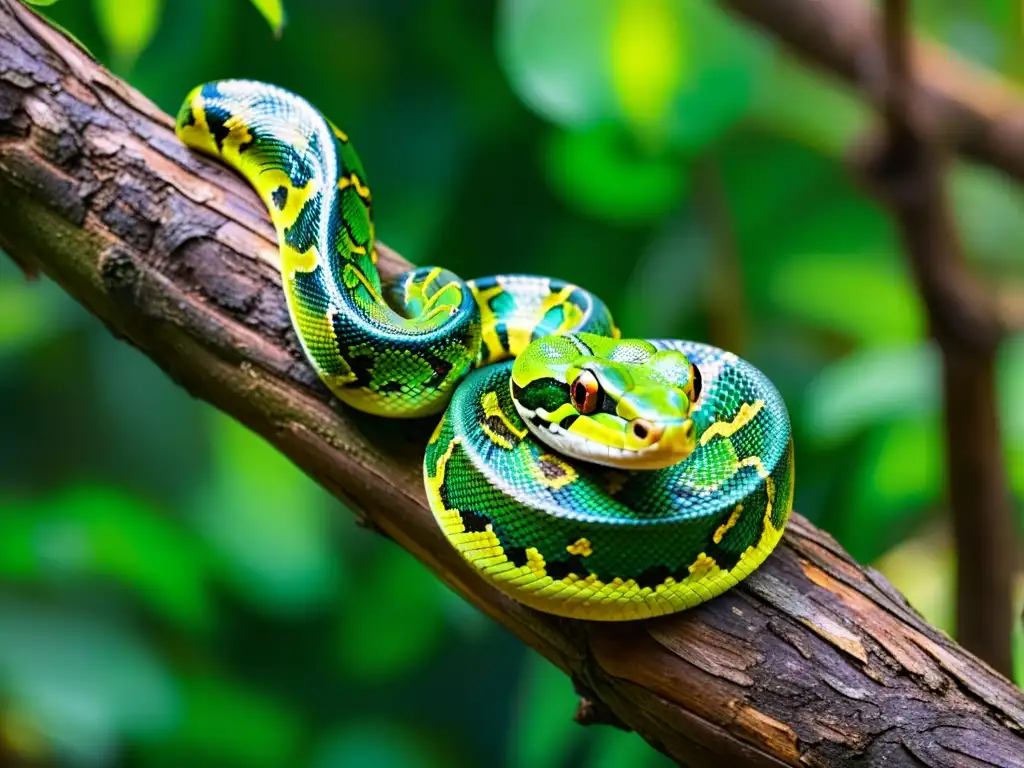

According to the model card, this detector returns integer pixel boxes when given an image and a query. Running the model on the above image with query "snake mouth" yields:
[515,403,696,470]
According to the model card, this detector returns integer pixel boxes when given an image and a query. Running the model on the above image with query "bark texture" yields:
[0,2,1022,766]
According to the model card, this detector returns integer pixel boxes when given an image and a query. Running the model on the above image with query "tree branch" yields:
[1,2,1023,766]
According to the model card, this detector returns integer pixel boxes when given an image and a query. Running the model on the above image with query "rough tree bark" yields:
[0,1,1022,766]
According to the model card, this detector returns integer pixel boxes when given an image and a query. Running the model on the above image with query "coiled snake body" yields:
[176,80,794,621]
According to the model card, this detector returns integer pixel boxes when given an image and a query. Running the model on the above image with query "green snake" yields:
[175,80,794,621]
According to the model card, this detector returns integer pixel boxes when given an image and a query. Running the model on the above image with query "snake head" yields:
[510,333,701,470]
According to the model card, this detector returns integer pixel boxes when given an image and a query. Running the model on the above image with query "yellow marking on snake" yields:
[337,172,372,200]
[566,538,593,557]
[700,400,765,446]
[713,505,744,544]
[506,283,580,355]
[479,391,528,449]
[343,264,385,305]
[469,282,505,361]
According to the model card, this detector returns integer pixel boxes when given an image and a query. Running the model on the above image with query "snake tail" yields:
[175,79,481,417]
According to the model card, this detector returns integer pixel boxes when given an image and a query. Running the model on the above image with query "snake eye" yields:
[570,370,600,414]
[690,363,702,404]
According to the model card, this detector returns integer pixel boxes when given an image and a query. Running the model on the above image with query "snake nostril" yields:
[632,419,656,442]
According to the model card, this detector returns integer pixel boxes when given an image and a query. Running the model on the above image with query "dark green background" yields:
[1,0,1021,765]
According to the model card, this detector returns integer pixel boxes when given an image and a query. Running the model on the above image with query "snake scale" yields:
[176,80,794,621]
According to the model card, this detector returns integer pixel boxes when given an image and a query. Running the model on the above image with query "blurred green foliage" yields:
[1,0,1023,765]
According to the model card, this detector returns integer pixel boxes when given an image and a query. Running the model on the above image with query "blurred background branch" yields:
[841,0,1018,676]
[0,0,1022,765]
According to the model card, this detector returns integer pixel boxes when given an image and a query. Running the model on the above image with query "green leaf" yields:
[161,675,302,767]
[498,0,615,128]
[499,0,769,149]
[543,126,685,223]
[588,727,674,768]
[23,0,61,5]
[312,720,442,768]
[0,486,211,632]
[839,419,942,562]
[191,414,342,614]
[0,596,176,763]
[0,281,67,359]
[802,343,939,447]
[335,546,445,681]
[91,0,163,71]
[249,0,286,37]
[749,56,868,157]
[511,654,581,768]
[999,334,1024,499]
[770,256,923,345]
[951,164,1024,270]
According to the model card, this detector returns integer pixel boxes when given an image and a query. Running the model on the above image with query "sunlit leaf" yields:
[249,0,286,37]
[22,0,61,5]
[511,654,581,768]
[499,0,768,149]
[91,0,163,70]
[544,126,685,223]
[335,546,445,681]
[609,0,685,136]
[803,343,939,447]
[652,0,771,151]
[0,596,176,763]
[770,256,923,345]
[749,57,867,157]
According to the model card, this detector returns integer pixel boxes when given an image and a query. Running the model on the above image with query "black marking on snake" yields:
[634,563,693,590]
[496,323,510,356]
[503,545,530,568]
[558,415,579,430]
[342,348,374,389]
[335,187,372,249]
[424,354,454,390]
[205,106,233,152]
[544,555,586,581]
[378,380,405,394]
[483,414,521,448]
[179,106,197,129]
[271,186,288,210]
[458,508,491,534]
[284,192,322,253]
[536,454,572,483]
[702,540,742,573]
[566,334,593,356]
